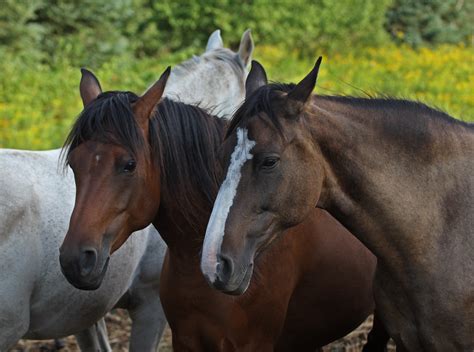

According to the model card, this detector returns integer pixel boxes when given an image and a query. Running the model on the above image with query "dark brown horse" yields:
[59,68,389,351]
[202,59,474,351]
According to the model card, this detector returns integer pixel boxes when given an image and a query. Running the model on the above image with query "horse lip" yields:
[61,256,110,291]
[220,262,254,296]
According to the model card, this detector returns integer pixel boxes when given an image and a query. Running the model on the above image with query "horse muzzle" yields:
[59,243,110,290]
[203,253,254,295]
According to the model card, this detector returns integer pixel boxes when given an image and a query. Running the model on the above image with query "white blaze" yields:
[201,128,256,282]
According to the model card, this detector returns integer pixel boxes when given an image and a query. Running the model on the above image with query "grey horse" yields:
[0,29,253,351]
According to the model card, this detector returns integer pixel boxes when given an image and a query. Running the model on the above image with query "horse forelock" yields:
[62,91,144,168]
[226,83,295,139]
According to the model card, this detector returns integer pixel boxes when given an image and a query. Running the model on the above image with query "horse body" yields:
[203,60,473,351]
[308,100,474,351]
[0,30,249,350]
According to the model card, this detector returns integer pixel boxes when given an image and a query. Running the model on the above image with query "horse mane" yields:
[320,95,471,128]
[226,83,472,139]
[62,91,144,166]
[151,98,226,229]
[173,48,246,79]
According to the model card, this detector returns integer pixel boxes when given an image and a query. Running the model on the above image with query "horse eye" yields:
[123,160,136,173]
[261,157,279,169]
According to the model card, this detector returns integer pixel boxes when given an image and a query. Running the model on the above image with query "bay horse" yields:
[59,66,389,349]
[202,59,474,351]
[0,29,250,351]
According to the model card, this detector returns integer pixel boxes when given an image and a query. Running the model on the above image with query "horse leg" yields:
[0,303,29,351]
[75,318,112,352]
[128,292,167,352]
[362,313,390,352]
[0,292,30,351]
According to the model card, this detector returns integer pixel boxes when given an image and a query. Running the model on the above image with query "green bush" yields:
[385,0,474,46]
[141,0,392,55]
[0,0,393,66]
[0,0,136,67]
[0,0,43,60]
[35,0,135,67]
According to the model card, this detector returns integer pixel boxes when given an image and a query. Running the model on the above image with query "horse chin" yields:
[61,256,110,291]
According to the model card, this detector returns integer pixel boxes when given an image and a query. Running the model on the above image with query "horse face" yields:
[201,59,324,295]
[59,140,160,290]
[59,67,169,290]
[202,114,323,295]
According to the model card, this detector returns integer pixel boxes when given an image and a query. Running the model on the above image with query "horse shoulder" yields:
[0,150,42,244]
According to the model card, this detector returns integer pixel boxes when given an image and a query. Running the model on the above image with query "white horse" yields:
[0,29,254,351]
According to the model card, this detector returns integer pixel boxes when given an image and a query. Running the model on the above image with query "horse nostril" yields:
[79,248,97,277]
[216,253,234,284]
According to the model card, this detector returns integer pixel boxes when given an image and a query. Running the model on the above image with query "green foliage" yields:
[0,0,393,65]
[34,0,135,67]
[0,0,44,60]
[141,0,392,55]
[1,44,472,150]
[0,50,183,149]
[0,0,136,67]
[385,0,474,46]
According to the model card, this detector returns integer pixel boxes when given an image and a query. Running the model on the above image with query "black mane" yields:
[151,98,226,228]
[226,83,471,138]
[63,91,225,231]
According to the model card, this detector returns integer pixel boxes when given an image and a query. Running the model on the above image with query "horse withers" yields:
[202,59,474,351]
[58,58,389,350]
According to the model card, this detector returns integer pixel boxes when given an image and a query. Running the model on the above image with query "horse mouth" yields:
[220,263,254,296]
[61,256,110,291]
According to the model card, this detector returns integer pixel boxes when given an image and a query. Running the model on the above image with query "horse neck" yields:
[150,103,226,260]
[307,96,473,267]
[153,204,209,263]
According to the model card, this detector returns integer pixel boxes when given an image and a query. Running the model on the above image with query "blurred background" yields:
[0,0,473,149]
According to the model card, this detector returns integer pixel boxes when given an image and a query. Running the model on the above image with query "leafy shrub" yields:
[0,0,392,65]
[0,0,43,60]
[385,0,474,46]
[0,0,136,67]
[141,0,392,55]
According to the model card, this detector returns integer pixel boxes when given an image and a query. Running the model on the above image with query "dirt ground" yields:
[12,311,395,351]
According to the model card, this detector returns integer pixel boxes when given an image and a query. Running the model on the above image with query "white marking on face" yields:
[201,128,256,283]
[95,154,101,165]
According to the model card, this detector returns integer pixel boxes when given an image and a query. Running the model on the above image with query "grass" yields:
[0,44,472,150]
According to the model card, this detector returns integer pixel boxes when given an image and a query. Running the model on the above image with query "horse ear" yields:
[206,29,224,52]
[246,60,268,98]
[288,57,322,104]
[237,29,254,66]
[133,66,171,126]
[80,68,102,107]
